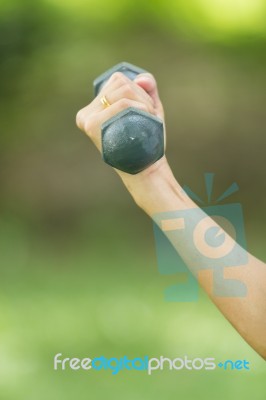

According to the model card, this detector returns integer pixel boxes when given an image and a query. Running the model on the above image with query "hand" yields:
[76,70,170,208]
[76,71,166,166]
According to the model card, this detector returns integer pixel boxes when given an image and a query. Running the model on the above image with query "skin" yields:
[76,71,266,359]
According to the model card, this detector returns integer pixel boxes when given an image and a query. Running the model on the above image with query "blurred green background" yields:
[0,0,265,399]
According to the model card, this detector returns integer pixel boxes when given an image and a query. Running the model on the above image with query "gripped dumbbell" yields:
[93,62,164,175]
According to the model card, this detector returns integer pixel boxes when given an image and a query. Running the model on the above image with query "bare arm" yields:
[124,158,266,358]
[76,72,266,358]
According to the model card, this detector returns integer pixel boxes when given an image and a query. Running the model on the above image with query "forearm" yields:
[122,157,266,358]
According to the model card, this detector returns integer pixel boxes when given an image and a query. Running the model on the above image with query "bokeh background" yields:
[0,0,265,399]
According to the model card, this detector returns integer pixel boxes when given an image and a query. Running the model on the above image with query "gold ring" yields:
[100,95,111,108]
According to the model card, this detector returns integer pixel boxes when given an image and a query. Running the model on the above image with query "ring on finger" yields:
[100,95,111,108]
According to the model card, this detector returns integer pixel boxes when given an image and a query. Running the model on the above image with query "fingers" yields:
[134,72,166,150]
[76,98,153,151]
[104,84,155,114]
[98,72,155,111]
[78,72,159,119]
[134,73,164,120]
[99,98,152,124]
[80,72,130,115]
[76,72,158,132]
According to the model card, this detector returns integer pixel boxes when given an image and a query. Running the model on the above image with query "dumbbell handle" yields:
[93,62,164,175]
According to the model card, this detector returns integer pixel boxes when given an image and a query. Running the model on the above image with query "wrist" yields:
[119,156,193,216]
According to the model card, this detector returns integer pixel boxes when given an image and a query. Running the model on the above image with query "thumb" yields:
[134,73,164,120]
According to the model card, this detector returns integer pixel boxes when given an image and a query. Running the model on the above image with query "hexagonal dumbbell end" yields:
[93,62,148,96]
[102,107,164,175]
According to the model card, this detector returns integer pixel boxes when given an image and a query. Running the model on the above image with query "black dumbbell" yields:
[93,62,164,175]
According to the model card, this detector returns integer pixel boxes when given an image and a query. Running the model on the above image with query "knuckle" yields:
[112,71,128,84]
[141,103,149,113]
[135,101,148,112]
[118,98,131,109]
[140,103,150,114]
[107,73,117,84]
[121,83,133,97]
